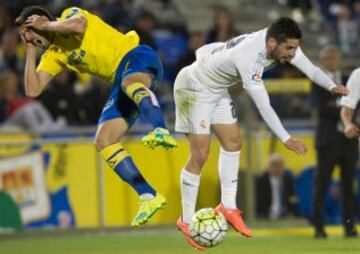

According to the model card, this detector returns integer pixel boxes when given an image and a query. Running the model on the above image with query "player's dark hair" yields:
[15,5,55,27]
[266,17,302,43]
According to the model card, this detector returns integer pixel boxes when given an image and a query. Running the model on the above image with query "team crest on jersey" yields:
[252,73,261,82]
[65,8,79,19]
[68,49,86,65]
[200,120,206,129]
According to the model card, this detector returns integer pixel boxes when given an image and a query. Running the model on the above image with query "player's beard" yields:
[269,47,283,64]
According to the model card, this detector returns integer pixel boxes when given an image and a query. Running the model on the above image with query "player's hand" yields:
[284,138,307,155]
[19,33,36,51]
[331,85,348,96]
[344,123,360,138]
[25,15,49,31]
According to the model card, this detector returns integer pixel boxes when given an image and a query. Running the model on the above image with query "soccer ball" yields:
[189,208,228,247]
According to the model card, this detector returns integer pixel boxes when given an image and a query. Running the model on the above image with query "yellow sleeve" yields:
[36,51,64,77]
[59,7,87,21]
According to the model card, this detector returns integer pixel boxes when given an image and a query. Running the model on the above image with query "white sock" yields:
[218,147,240,209]
[139,193,155,201]
[181,169,200,224]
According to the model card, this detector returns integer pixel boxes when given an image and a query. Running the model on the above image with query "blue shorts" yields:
[98,45,163,126]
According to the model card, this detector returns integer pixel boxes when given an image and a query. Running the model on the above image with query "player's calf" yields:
[100,142,157,195]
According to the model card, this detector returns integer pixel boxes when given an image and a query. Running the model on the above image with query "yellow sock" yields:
[124,82,166,128]
[100,143,129,169]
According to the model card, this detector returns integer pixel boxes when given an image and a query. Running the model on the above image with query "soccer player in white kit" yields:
[174,17,349,250]
[340,68,360,138]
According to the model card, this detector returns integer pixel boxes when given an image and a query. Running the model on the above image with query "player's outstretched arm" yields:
[290,48,348,96]
[246,86,307,155]
[22,38,53,97]
[25,14,87,34]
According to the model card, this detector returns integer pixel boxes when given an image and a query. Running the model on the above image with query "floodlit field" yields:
[1,226,360,254]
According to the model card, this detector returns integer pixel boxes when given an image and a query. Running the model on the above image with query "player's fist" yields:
[344,123,360,138]
[331,85,348,96]
[25,15,49,31]
[284,138,307,155]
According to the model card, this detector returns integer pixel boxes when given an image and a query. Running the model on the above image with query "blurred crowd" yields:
[287,0,360,53]
[255,153,360,231]
[0,0,359,132]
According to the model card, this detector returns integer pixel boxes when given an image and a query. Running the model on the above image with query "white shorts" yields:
[174,66,237,134]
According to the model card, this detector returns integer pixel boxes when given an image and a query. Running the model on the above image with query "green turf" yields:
[1,230,360,254]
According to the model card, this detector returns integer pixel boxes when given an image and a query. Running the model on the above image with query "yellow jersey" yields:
[36,7,140,82]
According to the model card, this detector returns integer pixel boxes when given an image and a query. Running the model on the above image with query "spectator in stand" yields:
[256,153,298,219]
[38,69,79,125]
[312,46,358,238]
[100,0,133,29]
[175,31,205,75]
[0,28,23,73]
[287,0,313,23]
[337,4,358,53]
[133,11,157,49]
[354,0,360,23]
[0,70,63,132]
[0,2,11,39]
[133,0,187,35]
[0,72,6,122]
[206,5,238,43]
[78,77,111,125]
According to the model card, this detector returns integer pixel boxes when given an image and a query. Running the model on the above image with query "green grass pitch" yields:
[1,228,360,254]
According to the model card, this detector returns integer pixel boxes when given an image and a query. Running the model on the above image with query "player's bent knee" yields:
[191,148,210,166]
[94,137,114,152]
[222,138,242,152]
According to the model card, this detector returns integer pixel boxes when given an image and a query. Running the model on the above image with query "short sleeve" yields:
[59,7,86,21]
[36,51,64,77]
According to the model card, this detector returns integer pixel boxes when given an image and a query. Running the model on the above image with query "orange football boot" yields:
[215,203,252,237]
[176,217,207,251]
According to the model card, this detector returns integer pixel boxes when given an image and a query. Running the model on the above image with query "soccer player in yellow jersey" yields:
[15,6,177,227]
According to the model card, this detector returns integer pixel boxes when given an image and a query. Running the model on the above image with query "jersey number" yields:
[211,35,245,54]
[226,36,245,49]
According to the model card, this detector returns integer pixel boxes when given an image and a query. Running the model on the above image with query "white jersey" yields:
[192,28,337,92]
[176,27,339,142]
[340,68,360,109]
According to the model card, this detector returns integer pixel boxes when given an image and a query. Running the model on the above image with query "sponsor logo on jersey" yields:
[65,8,79,19]
[68,49,86,65]
[200,120,206,129]
[252,73,261,82]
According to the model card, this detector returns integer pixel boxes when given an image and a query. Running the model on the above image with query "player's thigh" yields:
[95,86,134,151]
[174,68,218,134]
[211,95,241,151]
[94,117,129,151]
[120,45,163,90]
